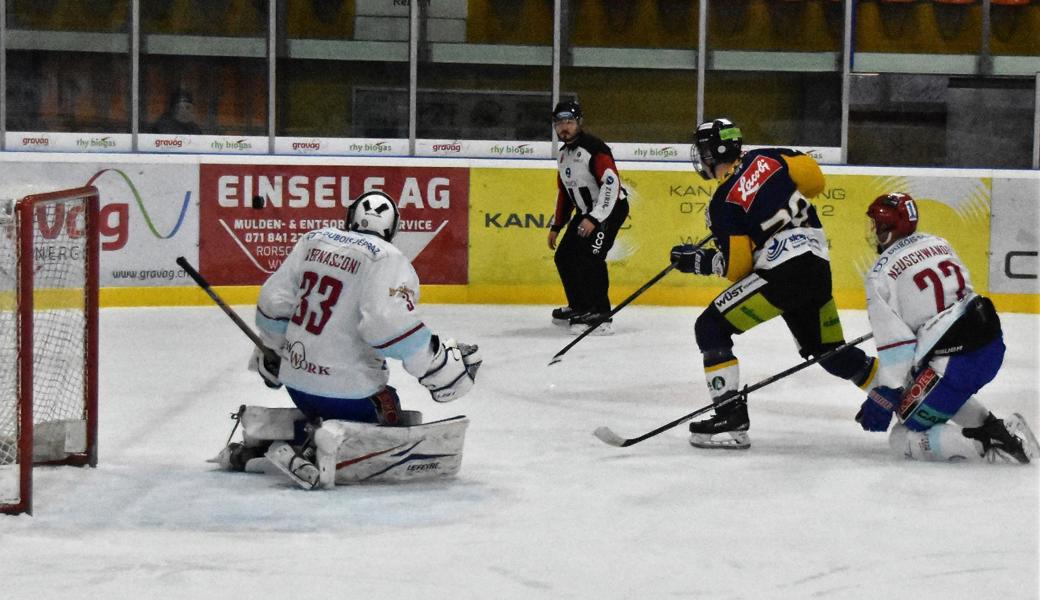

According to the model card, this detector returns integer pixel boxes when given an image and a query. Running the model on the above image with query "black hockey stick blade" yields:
[548,233,714,366]
[592,332,874,447]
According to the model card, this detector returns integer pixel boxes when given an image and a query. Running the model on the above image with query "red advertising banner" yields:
[199,164,469,285]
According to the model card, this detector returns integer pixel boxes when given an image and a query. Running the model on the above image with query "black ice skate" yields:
[552,306,581,327]
[689,391,750,450]
[569,311,613,336]
[962,413,1039,464]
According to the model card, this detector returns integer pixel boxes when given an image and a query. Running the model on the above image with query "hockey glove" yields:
[856,386,902,432]
[457,341,483,380]
[250,347,283,390]
[419,337,477,402]
[670,244,719,276]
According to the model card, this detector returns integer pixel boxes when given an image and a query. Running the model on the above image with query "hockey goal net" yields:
[0,186,99,515]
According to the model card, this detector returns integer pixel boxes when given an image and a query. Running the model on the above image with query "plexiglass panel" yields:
[5,0,130,133]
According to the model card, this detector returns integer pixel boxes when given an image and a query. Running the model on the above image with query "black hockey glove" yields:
[670,244,718,276]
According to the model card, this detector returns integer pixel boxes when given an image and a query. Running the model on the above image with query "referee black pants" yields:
[554,200,629,314]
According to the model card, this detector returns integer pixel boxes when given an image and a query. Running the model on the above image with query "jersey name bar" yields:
[886,243,953,280]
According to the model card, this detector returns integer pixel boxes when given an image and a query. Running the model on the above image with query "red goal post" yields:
[0,185,99,516]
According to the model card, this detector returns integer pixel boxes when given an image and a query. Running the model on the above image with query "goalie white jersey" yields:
[255,227,433,399]
[865,232,977,389]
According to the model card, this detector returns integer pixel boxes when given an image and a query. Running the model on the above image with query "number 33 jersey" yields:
[865,232,977,388]
[255,227,432,399]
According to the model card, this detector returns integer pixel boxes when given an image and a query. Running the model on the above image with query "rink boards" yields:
[0,153,1036,312]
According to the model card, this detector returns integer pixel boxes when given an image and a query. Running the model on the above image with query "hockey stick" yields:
[593,332,875,447]
[175,256,278,364]
[548,233,714,366]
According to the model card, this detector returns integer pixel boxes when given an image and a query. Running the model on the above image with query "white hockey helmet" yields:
[346,191,400,242]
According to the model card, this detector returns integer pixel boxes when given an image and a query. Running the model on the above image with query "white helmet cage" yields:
[346,191,401,242]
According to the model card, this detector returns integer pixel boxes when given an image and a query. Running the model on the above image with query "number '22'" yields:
[912,260,965,312]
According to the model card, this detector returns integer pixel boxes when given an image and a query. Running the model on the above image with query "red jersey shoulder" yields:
[725,154,784,212]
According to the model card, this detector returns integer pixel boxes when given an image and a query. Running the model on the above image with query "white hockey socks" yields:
[888,423,984,462]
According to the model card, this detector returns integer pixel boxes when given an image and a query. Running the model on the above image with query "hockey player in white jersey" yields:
[858,192,1038,463]
[212,190,482,488]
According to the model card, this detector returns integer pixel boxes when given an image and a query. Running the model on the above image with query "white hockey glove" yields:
[248,347,283,389]
[458,341,482,379]
[418,337,479,402]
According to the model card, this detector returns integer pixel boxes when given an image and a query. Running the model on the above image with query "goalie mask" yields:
[866,192,918,253]
[346,191,400,242]
[690,118,743,181]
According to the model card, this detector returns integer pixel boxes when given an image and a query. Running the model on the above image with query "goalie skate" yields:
[688,398,750,450]
[265,441,320,489]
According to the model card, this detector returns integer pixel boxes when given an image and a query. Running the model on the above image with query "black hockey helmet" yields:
[690,118,743,180]
[866,192,919,252]
[346,190,400,242]
[552,100,582,123]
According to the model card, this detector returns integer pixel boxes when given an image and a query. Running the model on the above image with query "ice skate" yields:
[689,394,750,450]
[569,311,613,336]
[552,306,581,328]
[208,442,266,471]
[265,441,320,489]
[962,413,1036,464]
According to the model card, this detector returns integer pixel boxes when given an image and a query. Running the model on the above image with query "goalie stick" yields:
[593,332,875,447]
[548,233,714,366]
[175,256,279,365]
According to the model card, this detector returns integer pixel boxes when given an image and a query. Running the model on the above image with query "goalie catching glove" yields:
[418,336,482,402]
[248,347,283,389]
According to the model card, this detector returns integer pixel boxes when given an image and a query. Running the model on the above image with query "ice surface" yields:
[1,304,1037,600]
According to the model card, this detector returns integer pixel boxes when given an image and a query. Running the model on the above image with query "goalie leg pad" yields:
[210,405,308,472]
[314,416,470,487]
[240,405,308,446]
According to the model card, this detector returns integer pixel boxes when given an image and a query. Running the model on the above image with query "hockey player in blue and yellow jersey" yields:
[670,118,878,450]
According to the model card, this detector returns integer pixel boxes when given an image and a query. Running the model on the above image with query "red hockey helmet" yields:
[866,192,918,252]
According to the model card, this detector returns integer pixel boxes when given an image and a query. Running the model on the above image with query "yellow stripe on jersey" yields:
[783,153,825,199]
[725,234,754,281]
